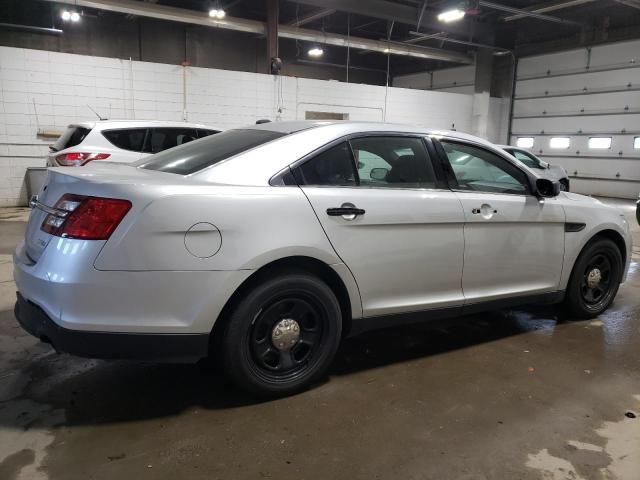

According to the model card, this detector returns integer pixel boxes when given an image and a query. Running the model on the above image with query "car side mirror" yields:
[370,168,389,181]
[536,178,561,198]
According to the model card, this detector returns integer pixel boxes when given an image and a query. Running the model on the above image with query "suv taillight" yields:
[41,194,132,240]
[55,152,111,166]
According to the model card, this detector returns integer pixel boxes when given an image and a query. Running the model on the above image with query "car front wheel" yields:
[221,272,342,397]
[563,238,623,319]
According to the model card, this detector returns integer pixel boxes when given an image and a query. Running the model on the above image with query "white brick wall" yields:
[0,46,481,206]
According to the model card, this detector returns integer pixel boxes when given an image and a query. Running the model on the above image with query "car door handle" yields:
[472,205,498,215]
[326,207,366,217]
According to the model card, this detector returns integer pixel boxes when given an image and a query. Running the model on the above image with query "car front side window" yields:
[440,141,529,195]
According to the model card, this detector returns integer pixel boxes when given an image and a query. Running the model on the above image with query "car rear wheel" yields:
[221,272,342,397]
[563,238,623,319]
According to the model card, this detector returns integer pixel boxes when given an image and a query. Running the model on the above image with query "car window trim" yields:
[431,136,535,197]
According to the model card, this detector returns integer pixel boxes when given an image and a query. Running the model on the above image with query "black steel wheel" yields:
[564,238,623,319]
[222,272,342,397]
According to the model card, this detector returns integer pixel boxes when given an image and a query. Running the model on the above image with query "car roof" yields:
[69,120,220,130]
[246,120,496,147]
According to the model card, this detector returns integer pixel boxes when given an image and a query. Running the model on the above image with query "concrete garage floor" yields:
[0,199,639,480]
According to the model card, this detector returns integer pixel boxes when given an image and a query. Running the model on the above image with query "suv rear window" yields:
[142,128,198,154]
[197,129,219,138]
[136,129,285,175]
[102,128,147,152]
[52,126,91,151]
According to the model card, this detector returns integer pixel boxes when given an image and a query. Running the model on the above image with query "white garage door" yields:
[510,39,640,199]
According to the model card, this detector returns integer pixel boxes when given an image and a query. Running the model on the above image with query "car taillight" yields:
[41,194,131,240]
[55,152,111,166]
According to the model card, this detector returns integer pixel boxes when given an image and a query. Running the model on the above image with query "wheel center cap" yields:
[587,268,602,288]
[271,318,300,351]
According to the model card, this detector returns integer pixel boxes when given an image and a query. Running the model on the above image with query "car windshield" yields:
[506,148,543,169]
[136,129,286,175]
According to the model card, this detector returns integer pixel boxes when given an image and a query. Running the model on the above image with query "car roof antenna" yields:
[87,104,108,121]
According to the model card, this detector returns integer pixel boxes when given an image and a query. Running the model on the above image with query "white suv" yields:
[47,120,220,166]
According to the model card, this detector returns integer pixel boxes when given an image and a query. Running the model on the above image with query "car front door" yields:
[434,138,566,304]
[295,135,466,318]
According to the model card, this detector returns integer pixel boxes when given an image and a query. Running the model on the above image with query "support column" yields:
[471,49,493,140]
[267,0,279,73]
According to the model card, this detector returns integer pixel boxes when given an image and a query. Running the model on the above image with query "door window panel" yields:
[440,141,529,195]
[296,142,357,186]
[102,128,147,152]
[143,128,199,154]
[350,136,436,188]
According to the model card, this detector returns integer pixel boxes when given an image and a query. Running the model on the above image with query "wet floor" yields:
[0,200,639,480]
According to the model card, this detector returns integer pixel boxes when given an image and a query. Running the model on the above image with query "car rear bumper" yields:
[14,292,209,361]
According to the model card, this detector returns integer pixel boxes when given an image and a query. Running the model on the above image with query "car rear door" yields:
[295,134,466,318]
[433,138,566,304]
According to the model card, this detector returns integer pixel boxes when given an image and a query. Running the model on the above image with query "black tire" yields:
[221,272,342,397]
[563,238,623,319]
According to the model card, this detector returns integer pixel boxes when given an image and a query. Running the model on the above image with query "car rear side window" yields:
[142,128,199,154]
[295,142,357,186]
[351,136,436,188]
[102,129,147,152]
[137,129,286,175]
[52,126,91,151]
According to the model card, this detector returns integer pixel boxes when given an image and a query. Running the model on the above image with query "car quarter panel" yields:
[94,186,342,271]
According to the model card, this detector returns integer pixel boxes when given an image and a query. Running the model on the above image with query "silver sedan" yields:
[14,121,632,396]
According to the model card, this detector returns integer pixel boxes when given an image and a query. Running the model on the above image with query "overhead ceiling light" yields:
[308,47,324,57]
[61,10,80,22]
[438,8,465,23]
[209,9,226,19]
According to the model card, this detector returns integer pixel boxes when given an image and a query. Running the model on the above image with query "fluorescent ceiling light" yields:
[62,10,80,22]
[588,137,611,149]
[516,137,534,148]
[209,9,226,19]
[438,8,465,23]
[308,47,324,57]
[549,137,570,149]
[634,137,640,149]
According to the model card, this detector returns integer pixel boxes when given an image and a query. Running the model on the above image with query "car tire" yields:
[221,272,342,397]
[563,238,623,319]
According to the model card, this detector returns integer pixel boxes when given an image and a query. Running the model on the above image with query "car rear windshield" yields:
[51,126,91,151]
[136,129,286,175]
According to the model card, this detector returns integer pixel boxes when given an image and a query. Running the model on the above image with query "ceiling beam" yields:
[41,0,473,63]
[614,0,640,9]
[289,0,482,37]
[479,1,583,25]
[288,8,336,27]
[501,0,599,22]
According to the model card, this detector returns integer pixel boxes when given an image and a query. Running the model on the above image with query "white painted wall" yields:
[393,65,476,94]
[511,39,640,199]
[0,46,482,206]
